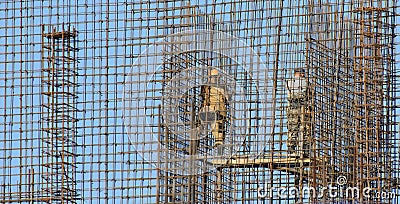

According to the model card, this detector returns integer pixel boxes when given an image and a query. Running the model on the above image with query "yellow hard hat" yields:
[210,69,219,76]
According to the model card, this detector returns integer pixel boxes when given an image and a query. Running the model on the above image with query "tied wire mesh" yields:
[0,0,399,203]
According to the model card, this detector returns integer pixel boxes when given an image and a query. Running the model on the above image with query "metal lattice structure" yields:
[1,0,399,203]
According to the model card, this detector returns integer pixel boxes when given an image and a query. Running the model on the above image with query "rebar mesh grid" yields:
[0,0,399,203]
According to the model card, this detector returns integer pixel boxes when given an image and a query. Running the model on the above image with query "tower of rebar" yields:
[352,2,394,201]
[40,26,79,203]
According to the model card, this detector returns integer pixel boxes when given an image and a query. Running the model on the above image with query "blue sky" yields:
[0,0,399,203]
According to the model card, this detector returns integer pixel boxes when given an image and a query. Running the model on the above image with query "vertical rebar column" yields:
[352,2,392,203]
[41,26,79,203]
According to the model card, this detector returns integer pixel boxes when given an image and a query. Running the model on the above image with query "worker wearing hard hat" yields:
[286,68,310,157]
[199,69,227,147]
[286,68,307,100]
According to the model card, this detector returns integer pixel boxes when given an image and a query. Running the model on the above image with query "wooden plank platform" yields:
[209,155,327,171]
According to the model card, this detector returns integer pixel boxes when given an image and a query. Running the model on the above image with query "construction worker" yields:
[199,69,227,147]
[286,68,310,157]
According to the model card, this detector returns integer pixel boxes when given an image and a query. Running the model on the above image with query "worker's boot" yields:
[303,145,310,158]
[288,145,295,154]
[302,139,311,157]
[288,145,299,158]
